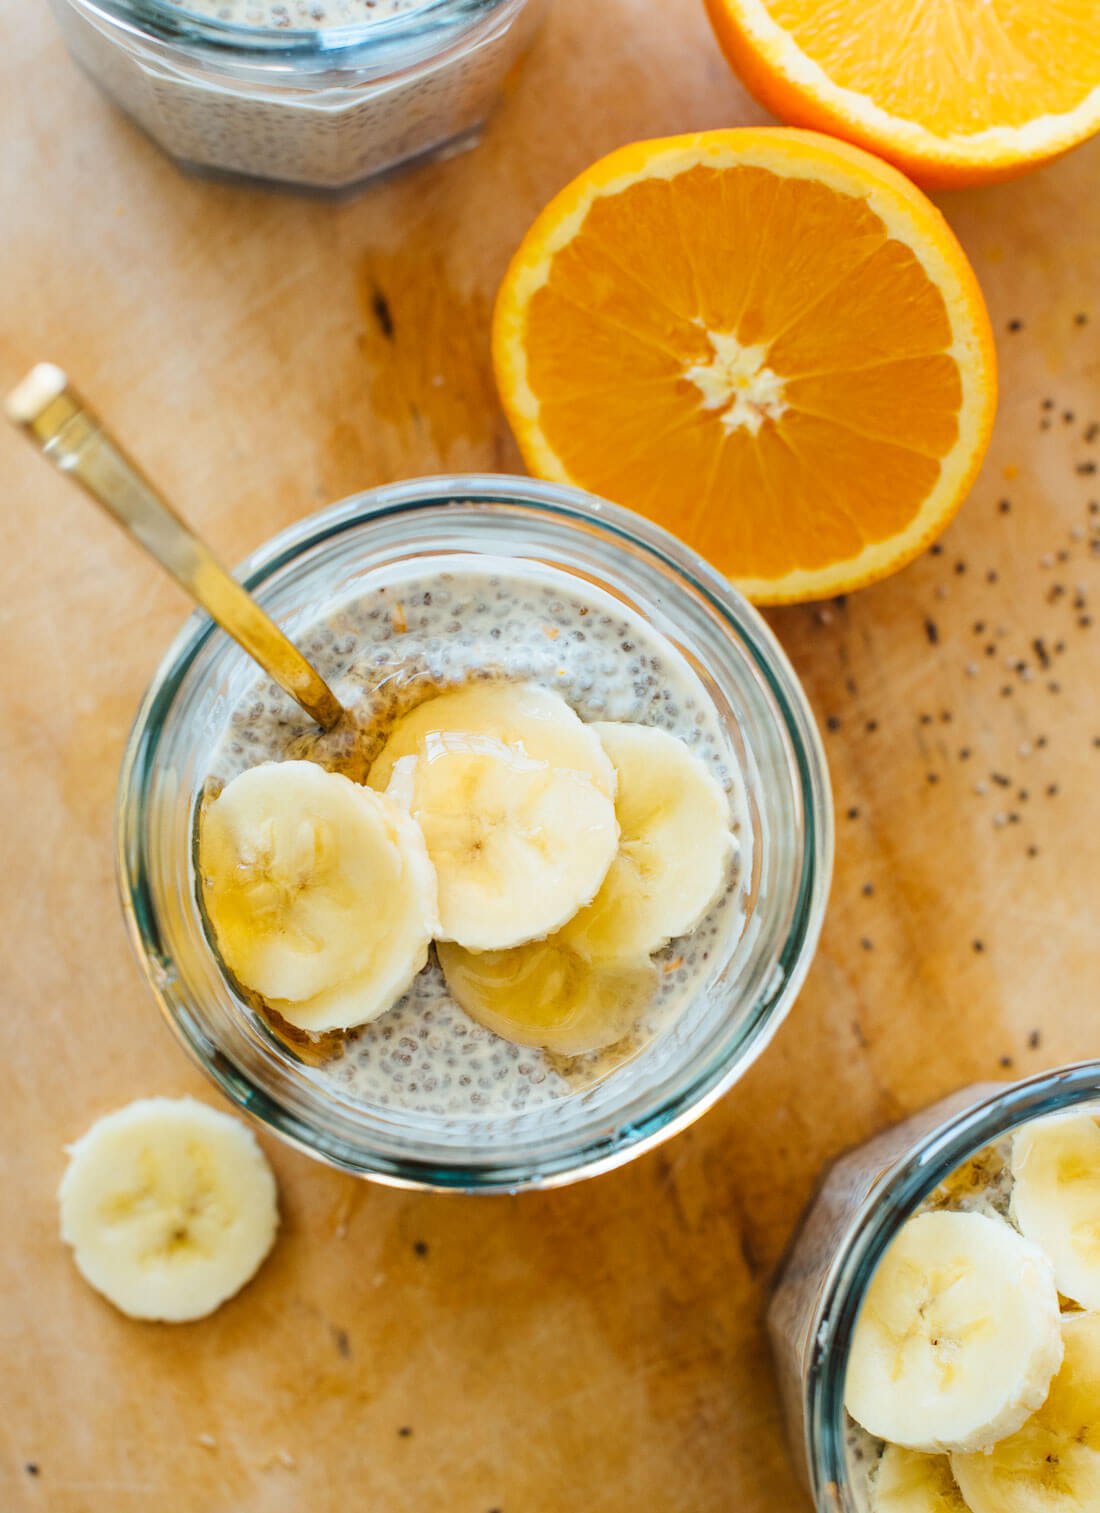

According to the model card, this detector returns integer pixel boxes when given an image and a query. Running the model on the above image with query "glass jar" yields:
[117,475,832,1191]
[769,1060,1100,1510]
[47,0,547,190]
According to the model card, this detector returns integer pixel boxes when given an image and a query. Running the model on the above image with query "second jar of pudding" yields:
[48,0,547,190]
[770,1061,1100,1511]
[118,475,832,1190]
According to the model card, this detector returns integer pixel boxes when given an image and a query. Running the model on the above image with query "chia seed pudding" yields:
[205,554,751,1121]
[49,0,545,190]
[179,0,427,23]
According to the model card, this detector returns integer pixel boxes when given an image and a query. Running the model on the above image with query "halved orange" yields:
[705,0,1100,188]
[492,129,997,605]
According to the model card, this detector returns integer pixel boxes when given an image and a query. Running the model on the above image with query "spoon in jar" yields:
[5,363,344,730]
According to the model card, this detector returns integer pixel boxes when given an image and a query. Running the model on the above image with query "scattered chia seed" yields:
[370,289,395,341]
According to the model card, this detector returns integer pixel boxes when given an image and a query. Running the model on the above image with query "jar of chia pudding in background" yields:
[47,0,547,191]
[769,1060,1100,1512]
[117,476,831,1191]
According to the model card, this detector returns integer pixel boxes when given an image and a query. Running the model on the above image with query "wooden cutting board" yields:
[1,2,1097,1509]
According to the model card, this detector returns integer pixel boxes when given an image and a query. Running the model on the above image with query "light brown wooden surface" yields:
[2,2,1098,1509]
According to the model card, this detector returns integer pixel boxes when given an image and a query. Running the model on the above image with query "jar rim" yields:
[804,1059,1100,1508]
[64,0,509,59]
[116,474,833,1190]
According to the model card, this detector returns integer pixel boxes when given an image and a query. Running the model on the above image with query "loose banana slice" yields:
[953,1312,1100,1513]
[58,1097,278,1323]
[388,734,618,952]
[367,680,616,797]
[845,1210,1063,1453]
[560,722,734,959]
[1010,1111,1100,1311]
[872,1447,970,1513]
[200,760,437,1027]
[437,937,658,1055]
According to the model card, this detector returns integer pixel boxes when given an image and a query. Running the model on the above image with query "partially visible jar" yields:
[768,1061,1100,1511]
[47,0,547,191]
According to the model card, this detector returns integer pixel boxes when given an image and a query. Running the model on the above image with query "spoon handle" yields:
[7,364,344,731]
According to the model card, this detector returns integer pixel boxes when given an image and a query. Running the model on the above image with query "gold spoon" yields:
[6,363,344,730]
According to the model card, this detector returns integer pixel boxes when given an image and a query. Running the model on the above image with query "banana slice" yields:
[953,1312,1100,1513]
[200,760,437,1027]
[845,1210,1063,1453]
[872,1447,971,1513]
[560,722,734,959]
[1010,1112,1100,1311]
[367,680,616,797]
[58,1097,278,1323]
[388,734,618,952]
[437,937,658,1055]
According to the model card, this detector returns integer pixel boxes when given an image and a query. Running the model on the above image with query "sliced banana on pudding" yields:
[1010,1112,1100,1311]
[952,1311,1100,1513]
[560,722,734,959]
[845,1210,1063,1454]
[367,680,616,797]
[58,1097,278,1322]
[200,760,437,1030]
[387,733,618,951]
[872,1447,970,1513]
[437,936,657,1055]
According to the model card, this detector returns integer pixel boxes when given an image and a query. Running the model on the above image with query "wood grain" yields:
[1,1,1098,1509]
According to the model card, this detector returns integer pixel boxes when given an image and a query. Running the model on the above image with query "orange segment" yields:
[492,129,996,605]
[705,0,1100,186]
